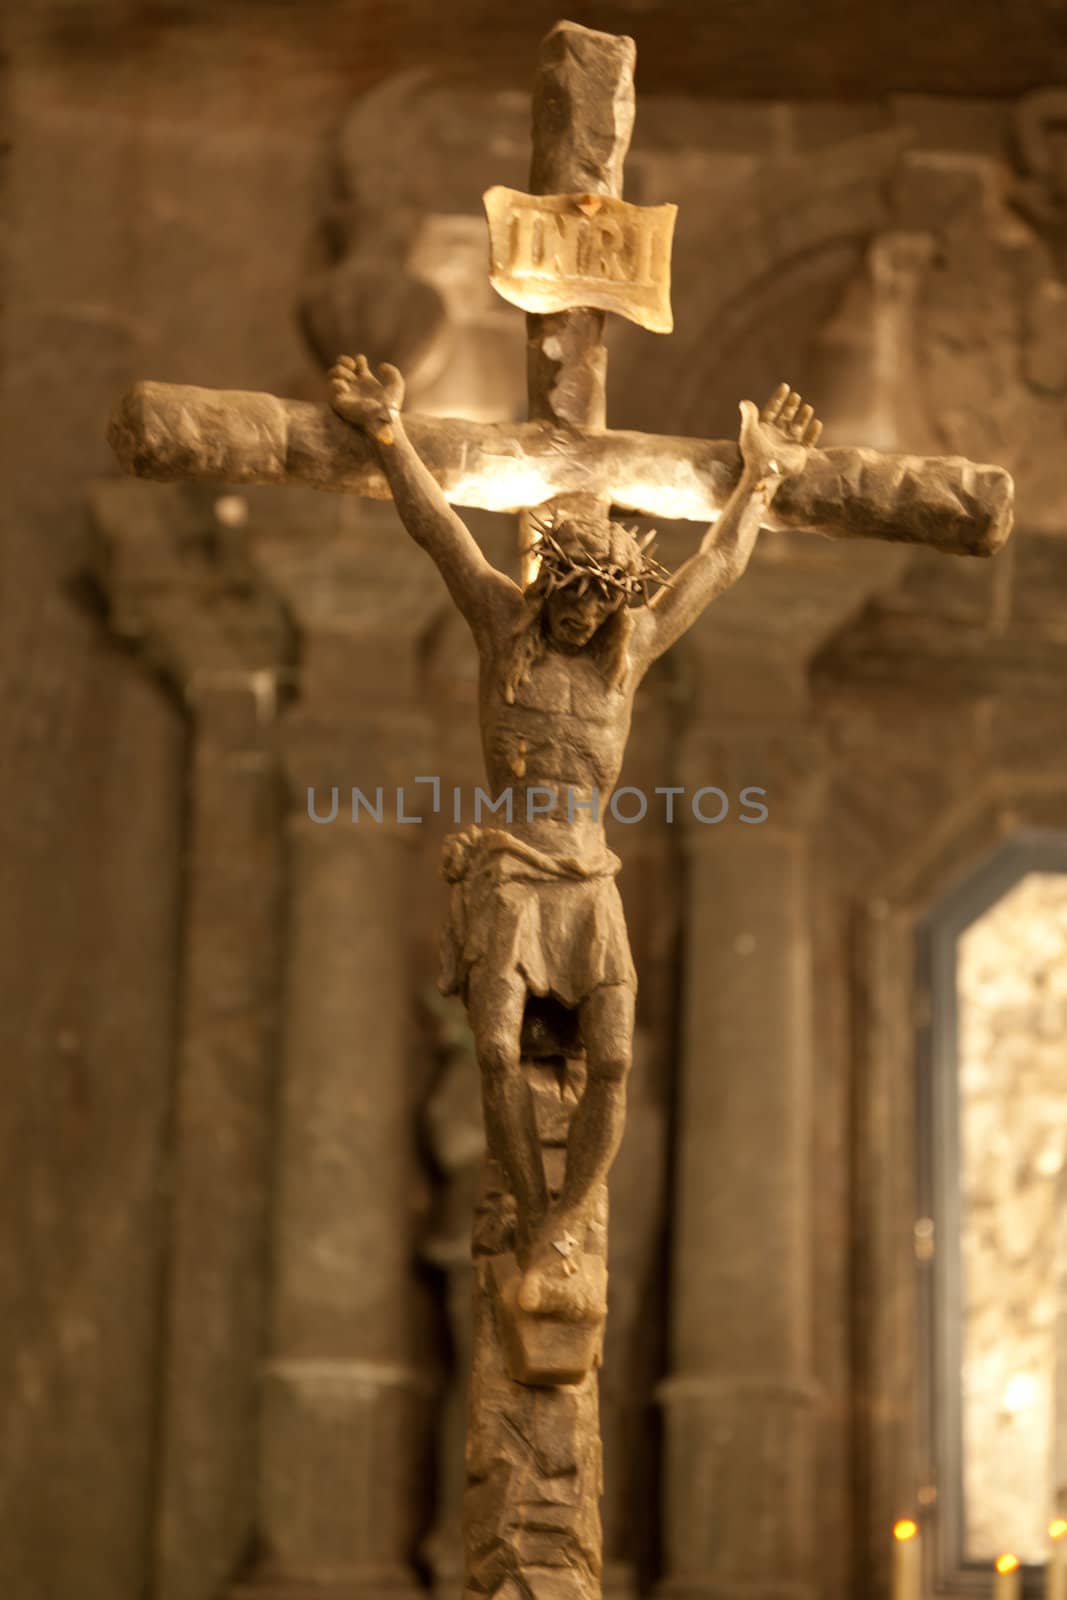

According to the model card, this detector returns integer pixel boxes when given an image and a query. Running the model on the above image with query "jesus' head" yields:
[502,512,669,702]
[527,513,666,646]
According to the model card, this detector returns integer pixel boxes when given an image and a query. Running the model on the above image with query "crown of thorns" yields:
[529,517,672,604]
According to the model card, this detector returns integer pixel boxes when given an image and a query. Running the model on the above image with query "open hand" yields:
[738,384,822,485]
[328,354,406,431]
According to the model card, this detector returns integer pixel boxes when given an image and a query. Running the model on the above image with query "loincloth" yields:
[438,826,637,1008]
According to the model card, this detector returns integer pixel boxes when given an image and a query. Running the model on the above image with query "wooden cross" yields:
[107,22,1013,1600]
[109,30,1011,561]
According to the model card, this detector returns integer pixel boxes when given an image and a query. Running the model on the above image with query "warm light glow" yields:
[1035,1145,1064,1176]
[893,1520,919,1542]
[1002,1372,1039,1414]
[213,493,248,528]
[996,1554,1020,1574]
[1051,1520,1067,1541]
[450,466,561,515]
[441,458,724,523]
[613,480,721,523]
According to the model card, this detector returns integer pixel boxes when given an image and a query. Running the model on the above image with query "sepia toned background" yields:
[3,4,1067,1599]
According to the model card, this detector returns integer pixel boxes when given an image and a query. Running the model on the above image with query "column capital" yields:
[262,1357,433,1396]
[280,708,437,813]
[678,720,828,839]
[89,480,292,712]
[657,1373,823,1409]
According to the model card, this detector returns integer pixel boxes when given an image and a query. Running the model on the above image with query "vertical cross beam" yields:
[520,22,636,579]
[464,37,637,1600]
[526,22,636,429]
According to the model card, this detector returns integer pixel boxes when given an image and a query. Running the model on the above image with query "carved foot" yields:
[490,1253,606,1386]
[517,1249,607,1322]
[518,1213,606,1314]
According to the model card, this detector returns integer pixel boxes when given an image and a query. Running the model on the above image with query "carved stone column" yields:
[659,716,825,1600]
[600,1024,668,1600]
[249,801,428,1598]
[90,482,291,1600]
[236,504,442,1599]
[420,1001,482,1600]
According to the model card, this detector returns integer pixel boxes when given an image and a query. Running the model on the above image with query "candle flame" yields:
[995,1554,1020,1574]
[893,1520,919,1542]
[1051,1520,1067,1541]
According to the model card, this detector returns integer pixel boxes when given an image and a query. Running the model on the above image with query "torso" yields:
[477,630,637,860]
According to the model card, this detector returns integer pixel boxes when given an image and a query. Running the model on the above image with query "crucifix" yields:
[108,20,1013,1600]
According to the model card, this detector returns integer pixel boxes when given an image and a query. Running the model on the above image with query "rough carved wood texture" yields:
[109,382,1013,558]
[466,1055,607,1600]
[525,21,635,433]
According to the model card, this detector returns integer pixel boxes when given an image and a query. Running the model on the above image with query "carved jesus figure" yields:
[329,354,821,1319]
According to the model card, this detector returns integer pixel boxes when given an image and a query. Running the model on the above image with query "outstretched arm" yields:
[632,385,822,670]
[329,355,521,643]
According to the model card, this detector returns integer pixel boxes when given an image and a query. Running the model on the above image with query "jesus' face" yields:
[542,574,623,650]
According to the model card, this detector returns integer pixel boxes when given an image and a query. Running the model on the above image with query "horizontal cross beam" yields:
[109,380,1012,558]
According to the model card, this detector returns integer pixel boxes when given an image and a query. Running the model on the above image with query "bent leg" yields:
[465,964,546,1260]
[518,982,635,1317]
[559,981,635,1229]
